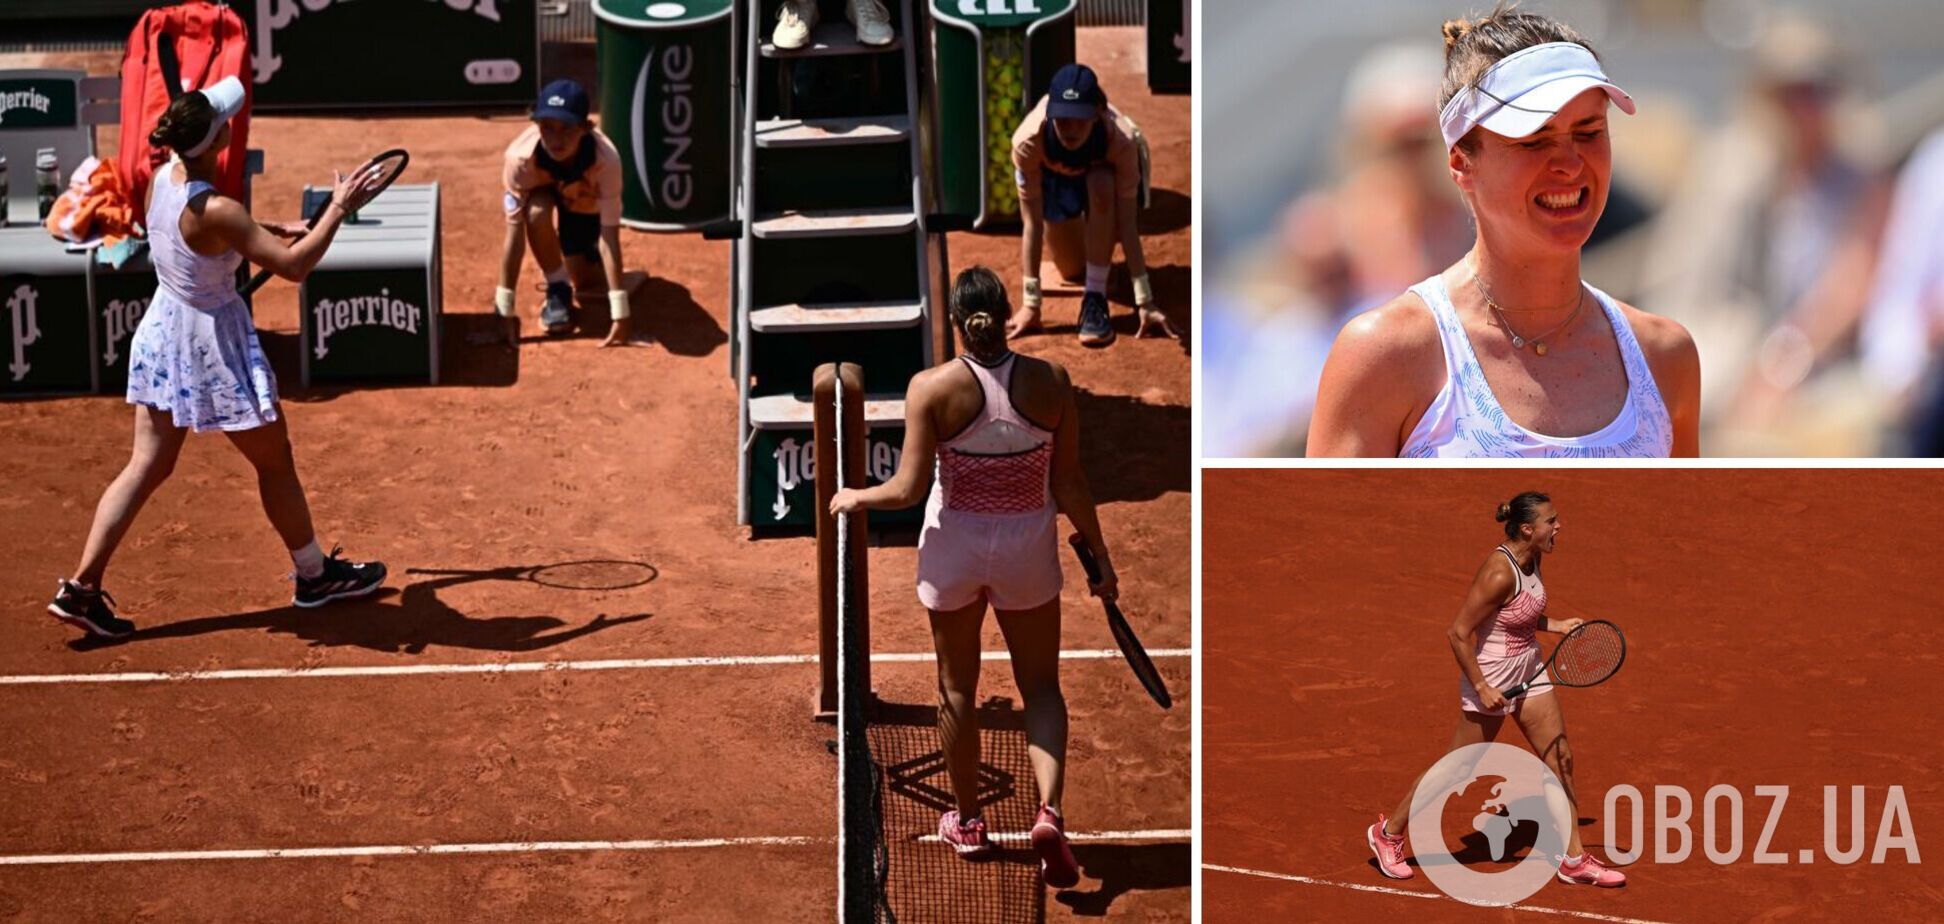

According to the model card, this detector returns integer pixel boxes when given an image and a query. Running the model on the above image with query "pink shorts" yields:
[916,501,1061,612]
[1458,645,1553,716]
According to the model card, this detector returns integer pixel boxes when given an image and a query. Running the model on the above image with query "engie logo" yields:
[632,45,695,212]
[254,0,505,82]
[312,290,425,359]
[101,297,150,367]
[1405,742,1572,906]
[8,283,43,381]
[769,436,900,520]
[0,88,52,126]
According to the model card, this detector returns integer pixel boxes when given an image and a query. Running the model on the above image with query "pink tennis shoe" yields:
[1557,852,1627,887]
[1031,804,1082,888]
[938,810,993,858]
[1366,814,1413,879]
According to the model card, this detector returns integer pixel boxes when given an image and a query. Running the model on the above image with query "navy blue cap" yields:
[1045,63,1105,120]
[533,78,590,124]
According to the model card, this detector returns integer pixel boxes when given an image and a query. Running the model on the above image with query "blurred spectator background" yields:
[1203,0,1944,457]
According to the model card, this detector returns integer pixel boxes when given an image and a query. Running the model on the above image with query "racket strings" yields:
[1553,623,1624,685]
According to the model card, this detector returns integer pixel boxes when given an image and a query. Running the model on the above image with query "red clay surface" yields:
[1203,470,1944,923]
[0,27,1188,921]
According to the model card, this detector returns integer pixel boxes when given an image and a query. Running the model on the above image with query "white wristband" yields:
[1132,271,1154,308]
[494,286,516,317]
[1022,276,1042,310]
[608,289,630,321]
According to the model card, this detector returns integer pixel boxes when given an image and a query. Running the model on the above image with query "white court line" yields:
[1203,864,1680,924]
[0,830,1186,867]
[0,648,1192,687]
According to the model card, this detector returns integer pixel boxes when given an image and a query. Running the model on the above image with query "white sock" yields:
[1564,853,1584,865]
[291,540,325,580]
[544,264,569,286]
[1085,263,1109,295]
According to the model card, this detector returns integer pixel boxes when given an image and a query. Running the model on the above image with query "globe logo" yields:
[1405,742,1573,906]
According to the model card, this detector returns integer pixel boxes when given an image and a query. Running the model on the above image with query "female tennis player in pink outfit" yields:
[1365,491,1625,887]
[830,266,1117,890]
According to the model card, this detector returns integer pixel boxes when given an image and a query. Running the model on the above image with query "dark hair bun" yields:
[1442,17,1477,50]
[1495,502,1512,522]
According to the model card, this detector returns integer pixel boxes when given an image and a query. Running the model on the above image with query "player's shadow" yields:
[1056,842,1191,917]
[1076,387,1190,504]
[67,563,651,655]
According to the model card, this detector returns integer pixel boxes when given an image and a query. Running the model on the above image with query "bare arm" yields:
[1448,557,1516,707]
[1625,305,1703,458]
[205,195,347,282]
[498,219,526,290]
[1306,298,1436,457]
[835,370,937,511]
[1047,363,1115,597]
[598,226,625,291]
[207,161,386,282]
[1020,195,1046,284]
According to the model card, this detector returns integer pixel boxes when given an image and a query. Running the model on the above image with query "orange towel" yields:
[45,156,139,248]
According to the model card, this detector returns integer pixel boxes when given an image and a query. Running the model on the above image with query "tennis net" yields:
[835,373,891,923]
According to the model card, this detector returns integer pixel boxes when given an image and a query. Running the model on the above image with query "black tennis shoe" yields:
[48,580,135,638]
[1077,291,1115,347]
[293,547,387,608]
[541,281,575,335]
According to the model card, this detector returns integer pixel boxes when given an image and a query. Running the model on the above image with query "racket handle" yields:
[1499,682,1528,700]
[1067,534,1103,583]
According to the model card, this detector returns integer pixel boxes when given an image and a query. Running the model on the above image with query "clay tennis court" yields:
[0,26,1189,921]
[1202,469,1943,923]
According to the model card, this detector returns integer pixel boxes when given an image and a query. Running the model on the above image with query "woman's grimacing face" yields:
[1452,89,1614,255]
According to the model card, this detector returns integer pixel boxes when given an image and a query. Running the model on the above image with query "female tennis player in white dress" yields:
[1308,7,1700,458]
[48,78,391,639]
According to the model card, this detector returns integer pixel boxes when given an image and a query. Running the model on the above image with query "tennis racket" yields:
[1501,619,1627,699]
[1068,534,1172,710]
[239,148,409,297]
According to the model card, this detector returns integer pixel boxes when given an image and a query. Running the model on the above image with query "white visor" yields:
[182,76,246,158]
[1438,42,1635,150]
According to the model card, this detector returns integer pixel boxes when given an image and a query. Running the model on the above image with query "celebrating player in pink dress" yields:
[1365,491,1626,888]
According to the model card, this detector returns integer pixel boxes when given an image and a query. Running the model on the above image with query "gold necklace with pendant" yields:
[1472,271,1585,357]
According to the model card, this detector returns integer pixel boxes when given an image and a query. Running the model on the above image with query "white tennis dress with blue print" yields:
[1399,275,1672,458]
[124,164,279,432]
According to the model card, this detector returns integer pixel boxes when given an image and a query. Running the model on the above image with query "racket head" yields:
[238,148,411,296]
[1548,619,1626,687]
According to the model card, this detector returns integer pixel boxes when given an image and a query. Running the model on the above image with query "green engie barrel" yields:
[931,0,1077,229]
[594,0,733,231]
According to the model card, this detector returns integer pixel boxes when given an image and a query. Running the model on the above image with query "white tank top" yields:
[933,353,1055,516]
[1400,275,1673,458]
[148,162,244,309]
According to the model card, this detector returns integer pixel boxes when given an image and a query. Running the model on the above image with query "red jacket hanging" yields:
[119,1,252,228]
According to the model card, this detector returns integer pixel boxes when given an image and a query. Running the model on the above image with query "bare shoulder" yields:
[1472,547,1515,588]
[194,191,245,223]
[1328,290,1443,372]
[1615,300,1698,366]
[1016,353,1071,390]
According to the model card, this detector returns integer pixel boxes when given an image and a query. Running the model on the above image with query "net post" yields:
[814,362,870,719]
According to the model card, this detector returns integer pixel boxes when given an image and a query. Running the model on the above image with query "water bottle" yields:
[0,153,9,227]
[35,148,59,221]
